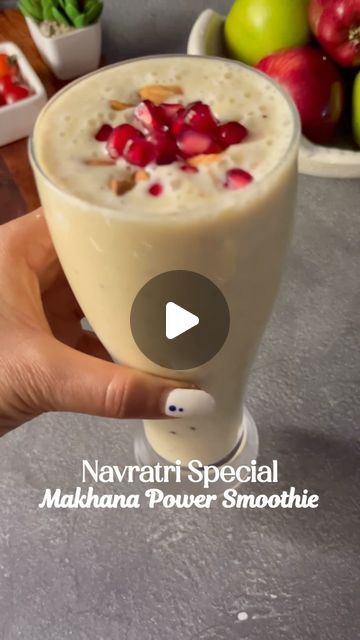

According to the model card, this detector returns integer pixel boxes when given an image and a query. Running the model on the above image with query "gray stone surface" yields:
[1,1,360,638]
[0,175,359,640]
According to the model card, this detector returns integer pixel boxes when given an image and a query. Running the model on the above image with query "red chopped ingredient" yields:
[124,138,157,167]
[0,76,13,93]
[184,101,218,133]
[0,54,20,82]
[101,98,250,171]
[147,130,178,165]
[134,100,167,131]
[225,168,253,189]
[148,182,163,197]
[95,124,113,142]
[180,163,199,173]
[217,122,248,149]
[160,103,184,121]
[177,128,214,157]
[4,82,32,104]
[106,124,143,159]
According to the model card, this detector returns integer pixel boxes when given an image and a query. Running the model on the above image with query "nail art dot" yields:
[179,408,184,412]
[169,405,177,412]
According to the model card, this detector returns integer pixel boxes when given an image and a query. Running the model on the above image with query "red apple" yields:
[256,46,344,144]
[309,0,360,67]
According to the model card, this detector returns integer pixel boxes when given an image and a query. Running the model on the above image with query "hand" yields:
[0,210,213,436]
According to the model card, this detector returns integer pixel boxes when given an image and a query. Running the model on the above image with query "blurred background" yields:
[1,0,233,58]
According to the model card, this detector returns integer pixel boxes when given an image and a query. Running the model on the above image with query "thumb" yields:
[35,338,215,420]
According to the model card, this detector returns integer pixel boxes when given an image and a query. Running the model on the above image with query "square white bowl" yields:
[0,41,47,147]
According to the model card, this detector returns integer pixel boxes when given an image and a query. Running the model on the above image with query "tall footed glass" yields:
[30,55,300,493]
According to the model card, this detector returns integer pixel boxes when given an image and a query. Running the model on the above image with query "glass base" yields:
[134,407,259,496]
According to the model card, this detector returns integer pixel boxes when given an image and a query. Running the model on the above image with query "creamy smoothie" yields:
[32,56,299,465]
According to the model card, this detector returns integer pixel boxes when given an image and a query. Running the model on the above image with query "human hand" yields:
[0,210,214,436]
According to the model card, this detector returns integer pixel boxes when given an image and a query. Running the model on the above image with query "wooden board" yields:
[0,9,65,223]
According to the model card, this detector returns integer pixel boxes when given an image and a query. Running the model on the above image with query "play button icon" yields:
[166,302,199,340]
[130,270,230,370]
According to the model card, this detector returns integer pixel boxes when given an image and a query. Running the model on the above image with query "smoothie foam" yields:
[34,56,294,215]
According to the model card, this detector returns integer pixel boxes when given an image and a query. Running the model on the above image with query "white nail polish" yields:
[163,389,215,418]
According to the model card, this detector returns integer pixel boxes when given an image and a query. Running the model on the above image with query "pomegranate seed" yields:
[0,94,6,107]
[107,124,143,159]
[134,100,167,131]
[177,128,214,157]
[180,163,199,173]
[170,110,187,136]
[124,138,157,167]
[160,103,184,122]
[217,122,248,149]
[147,131,178,165]
[95,124,113,142]
[104,99,252,171]
[208,142,223,154]
[148,182,163,197]
[184,101,217,133]
[225,168,253,190]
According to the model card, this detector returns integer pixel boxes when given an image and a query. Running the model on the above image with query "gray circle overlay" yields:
[130,270,230,370]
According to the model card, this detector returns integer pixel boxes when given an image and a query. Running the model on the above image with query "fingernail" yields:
[163,389,215,418]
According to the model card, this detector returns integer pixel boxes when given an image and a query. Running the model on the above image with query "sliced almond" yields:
[138,84,183,104]
[110,175,136,196]
[135,169,150,183]
[84,158,116,166]
[188,154,222,167]
[110,100,134,111]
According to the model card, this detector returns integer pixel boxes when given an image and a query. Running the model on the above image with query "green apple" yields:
[224,0,311,66]
[353,72,360,148]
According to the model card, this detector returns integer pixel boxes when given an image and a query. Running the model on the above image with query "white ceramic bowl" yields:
[0,41,47,147]
[187,9,360,179]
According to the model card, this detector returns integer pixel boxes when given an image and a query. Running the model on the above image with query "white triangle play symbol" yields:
[166,302,199,340]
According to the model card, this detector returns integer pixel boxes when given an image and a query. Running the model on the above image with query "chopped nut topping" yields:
[138,84,183,104]
[84,158,116,166]
[135,169,150,182]
[109,175,136,196]
[110,100,134,111]
[188,153,222,166]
